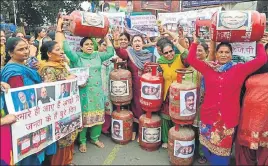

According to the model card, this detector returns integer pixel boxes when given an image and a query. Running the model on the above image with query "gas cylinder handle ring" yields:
[175,69,194,74]
[145,62,159,67]
[110,59,127,70]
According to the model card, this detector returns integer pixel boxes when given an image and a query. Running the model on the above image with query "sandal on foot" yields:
[91,140,105,148]
[197,156,207,164]
[67,163,76,166]
[79,144,87,153]
[162,143,168,149]
[132,132,136,141]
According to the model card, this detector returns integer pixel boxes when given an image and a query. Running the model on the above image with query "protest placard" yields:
[158,7,221,38]
[231,42,256,63]
[69,67,89,86]
[5,79,82,163]
[130,15,159,37]
[141,0,172,11]
[100,12,125,38]
[65,35,83,52]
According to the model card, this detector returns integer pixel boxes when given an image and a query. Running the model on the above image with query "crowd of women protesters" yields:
[0,14,267,165]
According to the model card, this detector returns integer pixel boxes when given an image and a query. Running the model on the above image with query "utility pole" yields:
[13,0,17,25]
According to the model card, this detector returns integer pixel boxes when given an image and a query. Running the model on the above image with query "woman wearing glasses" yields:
[157,37,189,148]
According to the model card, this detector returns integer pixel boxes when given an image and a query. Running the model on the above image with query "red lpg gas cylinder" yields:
[140,63,164,112]
[168,126,195,165]
[40,128,47,144]
[196,10,266,42]
[111,108,133,145]
[32,131,41,148]
[139,114,161,151]
[169,69,196,123]
[110,60,133,106]
[19,136,31,155]
[61,10,109,38]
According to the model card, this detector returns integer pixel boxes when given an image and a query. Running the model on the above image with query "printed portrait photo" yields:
[174,140,195,158]
[78,68,89,86]
[71,81,78,95]
[11,88,37,112]
[56,83,71,99]
[110,80,129,97]
[36,86,55,106]
[111,119,123,140]
[142,127,161,143]
[81,12,104,28]
[141,82,161,100]
[180,89,197,116]
[217,11,249,30]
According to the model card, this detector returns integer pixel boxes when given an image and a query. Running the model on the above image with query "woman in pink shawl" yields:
[0,82,17,165]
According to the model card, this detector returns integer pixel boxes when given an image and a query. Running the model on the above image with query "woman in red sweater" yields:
[186,34,267,165]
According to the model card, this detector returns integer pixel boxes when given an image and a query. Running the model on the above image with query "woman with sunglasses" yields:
[186,33,267,165]
[157,37,189,149]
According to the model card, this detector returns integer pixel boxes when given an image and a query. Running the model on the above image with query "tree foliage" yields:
[1,0,84,27]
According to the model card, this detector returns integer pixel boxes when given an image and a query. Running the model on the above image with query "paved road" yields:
[73,134,236,165]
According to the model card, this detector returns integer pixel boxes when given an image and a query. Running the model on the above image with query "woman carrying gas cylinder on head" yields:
[186,32,267,165]
[55,18,115,152]
[112,28,156,141]
[185,40,215,164]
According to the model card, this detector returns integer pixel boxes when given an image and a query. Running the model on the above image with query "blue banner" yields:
[182,0,247,8]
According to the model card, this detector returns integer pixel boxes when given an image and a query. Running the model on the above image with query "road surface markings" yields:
[102,144,122,165]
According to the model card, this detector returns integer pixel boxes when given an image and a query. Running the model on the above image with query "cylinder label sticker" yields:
[174,139,195,158]
[111,119,124,140]
[216,11,251,30]
[142,127,161,143]
[110,80,129,97]
[141,82,161,100]
[180,89,197,116]
[81,12,105,28]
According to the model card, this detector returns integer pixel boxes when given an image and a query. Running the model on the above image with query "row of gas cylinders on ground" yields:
[109,60,196,165]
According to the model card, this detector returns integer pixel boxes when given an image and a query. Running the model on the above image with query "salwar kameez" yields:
[38,62,78,165]
[236,73,268,165]
[63,41,114,144]
[101,60,114,133]
[187,43,267,165]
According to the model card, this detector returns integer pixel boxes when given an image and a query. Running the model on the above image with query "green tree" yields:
[2,0,84,27]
